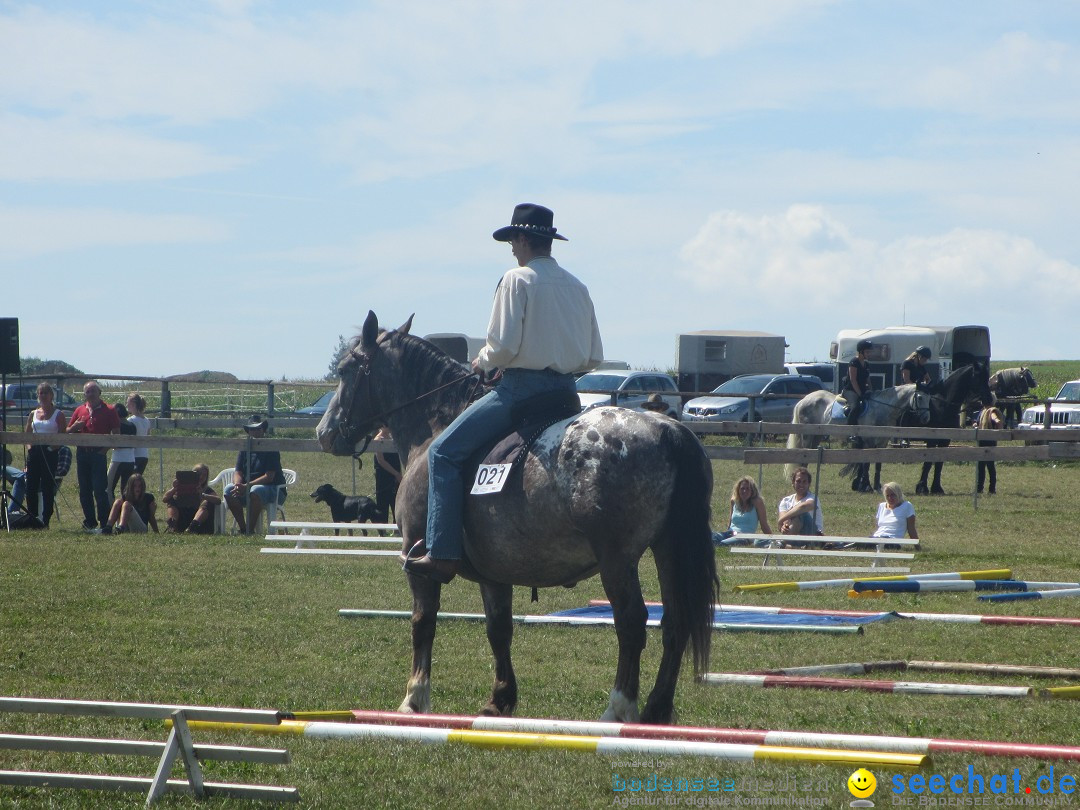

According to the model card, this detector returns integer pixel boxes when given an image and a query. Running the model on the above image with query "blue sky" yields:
[3,1,1079,380]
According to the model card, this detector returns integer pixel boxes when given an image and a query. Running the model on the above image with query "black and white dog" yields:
[310,484,383,535]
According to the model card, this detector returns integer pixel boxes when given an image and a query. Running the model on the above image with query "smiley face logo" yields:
[848,768,877,798]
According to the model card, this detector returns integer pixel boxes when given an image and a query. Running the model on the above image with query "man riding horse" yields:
[404,203,604,583]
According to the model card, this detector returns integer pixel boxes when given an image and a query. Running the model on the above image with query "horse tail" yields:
[660,427,719,675]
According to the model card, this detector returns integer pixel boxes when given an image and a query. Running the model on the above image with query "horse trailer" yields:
[675,330,787,393]
[423,333,487,365]
[828,325,991,393]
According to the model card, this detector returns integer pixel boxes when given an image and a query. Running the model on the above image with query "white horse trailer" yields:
[828,325,991,393]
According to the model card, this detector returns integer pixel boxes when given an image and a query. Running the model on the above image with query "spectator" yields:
[641,393,672,417]
[778,466,823,536]
[373,425,401,525]
[728,476,772,536]
[976,406,1005,495]
[162,463,220,534]
[872,481,919,546]
[106,402,137,500]
[106,473,159,534]
[22,382,67,528]
[127,393,151,474]
[68,381,121,532]
[224,416,286,535]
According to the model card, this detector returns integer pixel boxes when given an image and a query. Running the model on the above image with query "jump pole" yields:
[338,608,863,634]
[979,588,1080,603]
[733,569,1012,593]
[700,673,1034,698]
[262,548,401,557]
[263,535,401,545]
[273,710,1080,764]
[851,580,1080,593]
[1040,687,1080,700]
[587,600,1080,628]
[751,661,1080,680]
[178,719,926,769]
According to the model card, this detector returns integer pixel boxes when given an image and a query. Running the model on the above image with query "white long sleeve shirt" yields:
[477,256,604,375]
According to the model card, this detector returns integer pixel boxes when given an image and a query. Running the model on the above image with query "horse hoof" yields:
[915,484,929,496]
[479,702,512,717]
[931,487,946,495]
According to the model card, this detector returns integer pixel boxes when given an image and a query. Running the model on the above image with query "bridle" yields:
[336,339,482,448]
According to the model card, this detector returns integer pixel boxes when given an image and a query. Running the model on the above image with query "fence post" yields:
[267,383,275,421]
[160,381,171,418]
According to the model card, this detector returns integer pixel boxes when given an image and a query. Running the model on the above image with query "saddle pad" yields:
[468,412,578,496]
[830,399,847,420]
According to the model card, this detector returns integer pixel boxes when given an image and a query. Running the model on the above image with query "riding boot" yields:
[402,539,459,583]
[403,554,459,584]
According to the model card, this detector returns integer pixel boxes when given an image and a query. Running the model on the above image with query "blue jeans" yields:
[76,448,110,529]
[426,368,575,560]
[224,483,286,507]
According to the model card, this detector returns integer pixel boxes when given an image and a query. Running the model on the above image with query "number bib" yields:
[470,463,513,495]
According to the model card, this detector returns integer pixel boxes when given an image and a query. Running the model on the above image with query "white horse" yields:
[787,385,932,492]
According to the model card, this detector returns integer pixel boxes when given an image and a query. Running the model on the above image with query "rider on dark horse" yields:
[403,203,604,584]
[901,346,937,392]
[844,339,874,445]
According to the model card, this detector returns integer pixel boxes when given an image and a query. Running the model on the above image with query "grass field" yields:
[1,363,1079,808]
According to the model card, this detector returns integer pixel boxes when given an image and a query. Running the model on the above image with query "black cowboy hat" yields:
[243,415,269,432]
[492,203,568,242]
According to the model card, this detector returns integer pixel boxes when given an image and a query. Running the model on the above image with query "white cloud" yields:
[0,114,241,182]
[0,205,229,260]
[678,205,1080,359]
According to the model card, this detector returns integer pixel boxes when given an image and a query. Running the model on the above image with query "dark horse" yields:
[912,363,994,495]
[990,367,1036,428]
[316,313,719,723]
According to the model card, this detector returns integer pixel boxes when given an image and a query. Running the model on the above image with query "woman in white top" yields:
[127,393,151,474]
[872,482,919,546]
[22,382,66,527]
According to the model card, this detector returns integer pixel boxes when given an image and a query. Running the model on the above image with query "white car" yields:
[575,370,682,419]
[1018,380,1080,429]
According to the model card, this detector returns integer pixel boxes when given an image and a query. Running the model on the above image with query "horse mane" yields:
[378,329,477,425]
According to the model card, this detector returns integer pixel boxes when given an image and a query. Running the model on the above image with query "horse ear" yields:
[361,311,379,350]
[397,314,414,335]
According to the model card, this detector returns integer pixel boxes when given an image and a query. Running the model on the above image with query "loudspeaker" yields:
[0,318,20,375]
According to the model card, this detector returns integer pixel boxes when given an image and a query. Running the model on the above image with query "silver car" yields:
[575,370,682,420]
[1,383,80,424]
[682,373,823,423]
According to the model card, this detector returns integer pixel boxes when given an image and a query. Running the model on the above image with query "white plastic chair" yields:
[209,467,235,534]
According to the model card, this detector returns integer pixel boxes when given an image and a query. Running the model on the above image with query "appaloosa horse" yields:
[787,384,932,492]
[316,312,719,723]
[913,363,994,495]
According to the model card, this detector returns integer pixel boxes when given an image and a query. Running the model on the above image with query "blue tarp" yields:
[549,604,897,629]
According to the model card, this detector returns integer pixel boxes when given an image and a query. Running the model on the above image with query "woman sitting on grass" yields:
[107,473,159,535]
[714,476,773,546]
[872,481,919,550]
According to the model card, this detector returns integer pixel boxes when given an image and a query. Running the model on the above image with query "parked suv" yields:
[785,362,834,387]
[1018,380,1080,430]
[575,370,682,419]
[682,373,824,423]
[1,383,80,424]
